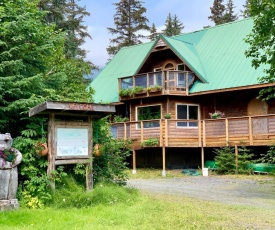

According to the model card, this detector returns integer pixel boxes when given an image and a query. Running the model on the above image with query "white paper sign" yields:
[56,128,88,157]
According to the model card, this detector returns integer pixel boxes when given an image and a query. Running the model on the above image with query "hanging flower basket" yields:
[35,142,48,156]
[94,144,102,157]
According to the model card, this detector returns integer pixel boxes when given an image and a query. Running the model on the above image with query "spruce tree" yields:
[223,0,238,23]
[241,0,251,18]
[107,0,150,57]
[172,14,184,35]
[208,0,225,25]
[163,13,173,36]
[163,13,184,37]
[39,0,91,60]
[149,23,158,41]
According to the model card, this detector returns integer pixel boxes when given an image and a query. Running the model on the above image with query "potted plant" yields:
[132,86,146,95]
[209,111,225,119]
[147,85,162,92]
[113,115,129,123]
[35,141,48,156]
[140,138,159,148]
[164,113,171,119]
[119,88,132,97]
[0,147,17,164]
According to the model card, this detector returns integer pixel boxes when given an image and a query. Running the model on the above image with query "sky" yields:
[79,0,247,69]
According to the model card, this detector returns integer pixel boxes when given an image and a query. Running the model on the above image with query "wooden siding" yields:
[111,114,275,149]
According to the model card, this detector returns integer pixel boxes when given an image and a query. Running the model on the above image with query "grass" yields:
[1,190,275,229]
[1,171,275,229]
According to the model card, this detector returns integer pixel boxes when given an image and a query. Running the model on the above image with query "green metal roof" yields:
[90,18,266,103]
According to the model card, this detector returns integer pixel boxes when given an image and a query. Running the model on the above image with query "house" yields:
[89,18,275,175]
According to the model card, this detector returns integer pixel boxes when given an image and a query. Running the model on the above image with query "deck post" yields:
[124,123,127,140]
[162,147,166,177]
[225,118,229,145]
[235,145,238,174]
[141,121,144,142]
[249,117,253,145]
[202,120,206,147]
[47,113,55,191]
[132,150,136,174]
[201,147,205,169]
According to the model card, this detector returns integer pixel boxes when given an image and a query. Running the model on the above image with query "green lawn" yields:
[1,188,275,229]
[1,170,274,229]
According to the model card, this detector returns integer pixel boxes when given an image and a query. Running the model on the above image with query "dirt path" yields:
[128,176,275,209]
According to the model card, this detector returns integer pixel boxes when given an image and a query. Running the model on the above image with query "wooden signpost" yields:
[29,101,115,190]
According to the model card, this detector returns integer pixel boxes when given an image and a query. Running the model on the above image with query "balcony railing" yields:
[110,114,275,148]
[118,70,195,98]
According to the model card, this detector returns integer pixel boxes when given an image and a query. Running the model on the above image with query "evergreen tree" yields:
[172,14,184,35]
[163,13,184,37]
[223,0,238,23]
[241,0,251,18]
[209,0,225,25]
[149,23,158,41]
[107,0,150,57]
[163,13,173,36]
[39,0,91,60]
[0,0,93,135]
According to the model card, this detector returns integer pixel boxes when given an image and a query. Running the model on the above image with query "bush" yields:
[52,176,138,208]
[214,146,254,174]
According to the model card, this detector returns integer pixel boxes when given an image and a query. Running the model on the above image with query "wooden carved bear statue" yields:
[0,133,22,210]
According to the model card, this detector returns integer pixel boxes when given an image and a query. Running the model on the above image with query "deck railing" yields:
[111,114,275,148]
[118,71,195,97]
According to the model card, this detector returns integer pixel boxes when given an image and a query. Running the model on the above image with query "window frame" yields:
[176,103,200,128]
[136,104,162,129]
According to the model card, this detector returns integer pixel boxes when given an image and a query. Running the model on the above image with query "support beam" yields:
[201,147,205,169]
[47,113,55,191]
[132,150,136,174]
[162,147,166,177]
[235,145,238,175]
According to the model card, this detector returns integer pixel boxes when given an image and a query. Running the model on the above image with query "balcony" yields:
[118,70,195,99]
[110,114,275,149]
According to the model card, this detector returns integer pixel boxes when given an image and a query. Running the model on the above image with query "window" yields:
[149,68,162,86]
[136,105,161,128]
[177,104,199,127]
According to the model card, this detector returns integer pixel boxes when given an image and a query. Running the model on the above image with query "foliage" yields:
[13,126,66,208]
[141,138,159,148]
[107,0,150,57]
[164,113,171,119]
[119,88,132,97]
[149,23,158,41]
[138,106,161,120]
[147,85,162,92]
[223,0,238,23]
[0,147,17,164]
[132,86,145,94]
[258,145,275,164]
[38,0,92,60]
[214,146,254,174]
[162,13,184,36]
[209,0,237,25]
[241,0,251,18]
[93,117,132,185]
[209,0,226,25]
[244,0,275,101]
[0,0,94,136]
[209,110,225,119]
[113,115,129,123]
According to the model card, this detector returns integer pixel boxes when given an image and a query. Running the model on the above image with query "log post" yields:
[201,147,205,169]
[162,147,166,177]
[47,113,55,191]
[235,145,238,175]
[132,150,136,174]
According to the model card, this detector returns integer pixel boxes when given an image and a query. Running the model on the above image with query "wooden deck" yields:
[111,114,275,149]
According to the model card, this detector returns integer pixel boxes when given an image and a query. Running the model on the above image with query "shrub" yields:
[214,145,254,174]
[258,145,275,164]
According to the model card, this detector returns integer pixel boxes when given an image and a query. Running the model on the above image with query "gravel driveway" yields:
[128,176,275,209]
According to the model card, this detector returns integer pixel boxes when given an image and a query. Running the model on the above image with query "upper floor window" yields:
[136,105,161,128]
[176,104,199,128]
